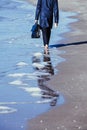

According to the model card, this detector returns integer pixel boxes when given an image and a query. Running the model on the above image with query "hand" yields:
[35,20,38,24]
[54,23,58,28]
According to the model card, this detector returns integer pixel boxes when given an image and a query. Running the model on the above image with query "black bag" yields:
[31,24,40,38]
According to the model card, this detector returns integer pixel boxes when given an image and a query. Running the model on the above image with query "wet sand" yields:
[24,0,87,129]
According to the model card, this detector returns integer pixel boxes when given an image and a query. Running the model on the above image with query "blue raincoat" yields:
[35,0,59,28]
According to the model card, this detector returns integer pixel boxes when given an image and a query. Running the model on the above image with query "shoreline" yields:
[24,0,87,130]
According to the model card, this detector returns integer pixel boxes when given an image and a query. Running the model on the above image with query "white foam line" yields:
[21,87,41,93]
[32,63,45,69]
[8,73,26,77]
[31,93,41,97]
[9,80,28,86]
[8,72,40,78]
[0,106,17,114]
[33,52,42,58]
[16,62,28,67]
[0,100,51,105]
[8,72,50,79]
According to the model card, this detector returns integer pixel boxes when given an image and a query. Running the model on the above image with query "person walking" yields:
[35,0,59,51]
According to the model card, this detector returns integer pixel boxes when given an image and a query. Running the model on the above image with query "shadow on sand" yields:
[50,41,87,48]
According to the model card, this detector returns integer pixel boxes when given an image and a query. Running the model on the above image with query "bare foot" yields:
[44,44,48,54]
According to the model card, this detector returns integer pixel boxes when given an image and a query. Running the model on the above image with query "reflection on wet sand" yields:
[32,50,59,106]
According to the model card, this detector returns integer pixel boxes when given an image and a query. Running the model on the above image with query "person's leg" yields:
[47,28,51,46]
[42,27,51,47]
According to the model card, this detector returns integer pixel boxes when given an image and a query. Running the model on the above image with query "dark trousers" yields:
[42,27,51,46]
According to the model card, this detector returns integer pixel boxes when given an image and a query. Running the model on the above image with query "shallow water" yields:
[0,0,77,130]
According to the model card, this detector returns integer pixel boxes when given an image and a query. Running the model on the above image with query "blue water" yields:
[0,0,77,130]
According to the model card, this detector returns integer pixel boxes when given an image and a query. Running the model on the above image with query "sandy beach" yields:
[25,0,87,129]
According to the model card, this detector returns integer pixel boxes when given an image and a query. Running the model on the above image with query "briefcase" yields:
[31,24,40,38]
